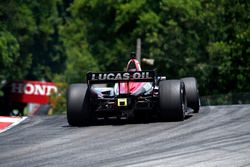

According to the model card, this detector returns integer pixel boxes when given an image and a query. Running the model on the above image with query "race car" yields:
[67,53,200,126]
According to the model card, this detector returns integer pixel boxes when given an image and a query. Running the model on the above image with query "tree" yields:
[0,0,66,82]
[1,0,249,96]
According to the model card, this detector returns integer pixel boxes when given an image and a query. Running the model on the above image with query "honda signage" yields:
[9,81,58,104]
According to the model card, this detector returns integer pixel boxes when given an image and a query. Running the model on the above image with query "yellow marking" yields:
[117,98,127,107]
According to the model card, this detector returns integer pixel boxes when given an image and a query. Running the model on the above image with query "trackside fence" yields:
[201,93,250,106]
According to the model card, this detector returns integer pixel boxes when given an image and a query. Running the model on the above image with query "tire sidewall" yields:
[67,84,92,126]
[159,80,186,121]
[181,77,200,113]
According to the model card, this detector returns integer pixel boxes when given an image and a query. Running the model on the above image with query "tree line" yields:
[0,0,249,95]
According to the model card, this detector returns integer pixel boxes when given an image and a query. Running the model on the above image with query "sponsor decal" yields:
[90,71,153,81]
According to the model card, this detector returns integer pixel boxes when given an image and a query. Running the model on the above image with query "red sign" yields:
[9,81,58,104]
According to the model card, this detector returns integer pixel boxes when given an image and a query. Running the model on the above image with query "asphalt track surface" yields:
[0,105,250,167]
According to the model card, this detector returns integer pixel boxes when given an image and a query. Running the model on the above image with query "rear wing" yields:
[87,71,156,84]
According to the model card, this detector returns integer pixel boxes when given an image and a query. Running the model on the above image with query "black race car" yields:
[67,54,200,126]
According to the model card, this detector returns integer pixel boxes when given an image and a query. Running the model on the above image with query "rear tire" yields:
[181,77,200,113]
[159,80,186,121]
[67,84,92,126]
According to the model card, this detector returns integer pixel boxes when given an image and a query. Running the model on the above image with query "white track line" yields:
[0,117,23,123]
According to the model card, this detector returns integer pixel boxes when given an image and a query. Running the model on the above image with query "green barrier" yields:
[201,93,250,106]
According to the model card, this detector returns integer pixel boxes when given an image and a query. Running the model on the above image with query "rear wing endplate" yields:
[87,71,156,84]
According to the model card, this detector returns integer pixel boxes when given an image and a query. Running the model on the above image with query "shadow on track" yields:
[63,113,194,127]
